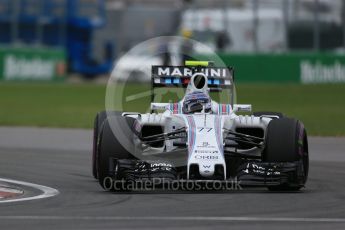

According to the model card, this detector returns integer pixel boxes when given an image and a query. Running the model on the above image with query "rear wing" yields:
[150,62,235,105]
[151,65,234,89]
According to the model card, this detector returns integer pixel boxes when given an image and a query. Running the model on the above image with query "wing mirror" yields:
[234,104,252,112]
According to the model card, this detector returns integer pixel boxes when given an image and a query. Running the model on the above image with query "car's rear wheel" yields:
[97,115,137,189]
[263,118,309,191]
[92,111,122,179]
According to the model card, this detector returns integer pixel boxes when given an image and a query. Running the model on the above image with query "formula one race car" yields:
[92,61,309,191]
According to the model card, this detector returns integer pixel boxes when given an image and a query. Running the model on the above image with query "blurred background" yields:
[0,0,344,135]
[1,0,345,81]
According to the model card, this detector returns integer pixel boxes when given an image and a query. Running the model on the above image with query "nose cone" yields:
[199,163,215,177]
[185,114,226,180]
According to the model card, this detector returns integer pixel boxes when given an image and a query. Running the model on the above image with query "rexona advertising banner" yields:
[0,47,66,81]
[207,53,345,84]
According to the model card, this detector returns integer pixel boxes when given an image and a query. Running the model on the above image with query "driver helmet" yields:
[182,91,211,114]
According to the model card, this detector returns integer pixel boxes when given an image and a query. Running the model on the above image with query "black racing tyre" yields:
[92,111,122,179]
[263,118,309,191]
[253,111,284,118]
[97,115,137,189]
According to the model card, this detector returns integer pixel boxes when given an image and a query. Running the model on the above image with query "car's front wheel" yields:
[92,111,122,179]
[263,118,309,191]
[97,115,137,190]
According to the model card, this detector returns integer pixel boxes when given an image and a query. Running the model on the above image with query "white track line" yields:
[0,178,59,203]
[0,187,23,194]
[0,216,344,223]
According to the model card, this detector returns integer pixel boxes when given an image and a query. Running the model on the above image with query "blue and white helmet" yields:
[182,91,211,114]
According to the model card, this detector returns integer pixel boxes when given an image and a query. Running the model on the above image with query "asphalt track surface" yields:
[0,127,344,230]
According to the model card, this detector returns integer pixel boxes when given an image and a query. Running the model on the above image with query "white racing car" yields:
[92,61,309,191]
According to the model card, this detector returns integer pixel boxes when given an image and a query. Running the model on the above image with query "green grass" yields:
[236,84,345,136]
[0,82,344,136]
[0,83,106,128]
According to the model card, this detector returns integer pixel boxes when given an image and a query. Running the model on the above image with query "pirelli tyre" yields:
[263,118,309,191]
[253,111,284,118]
[92,111,122,179]
[97,115,137,189]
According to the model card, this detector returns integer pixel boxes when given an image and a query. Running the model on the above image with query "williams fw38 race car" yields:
[92,61,309,191]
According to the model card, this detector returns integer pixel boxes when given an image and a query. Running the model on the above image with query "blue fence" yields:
[0,0,114,77]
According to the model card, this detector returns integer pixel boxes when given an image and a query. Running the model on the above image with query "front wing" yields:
[105,158,304,189]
